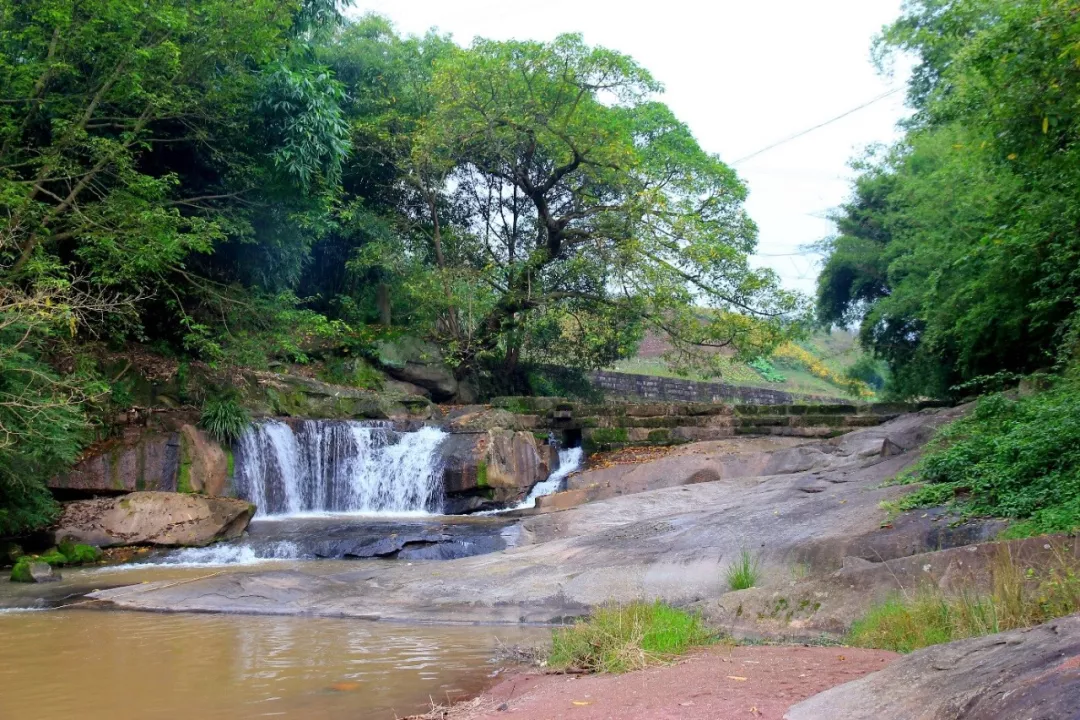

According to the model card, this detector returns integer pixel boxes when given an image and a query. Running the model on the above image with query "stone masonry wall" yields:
[588,370,844,405]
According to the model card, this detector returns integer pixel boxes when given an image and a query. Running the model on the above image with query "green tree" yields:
[818,0,1080,397]
[410,34,801,374]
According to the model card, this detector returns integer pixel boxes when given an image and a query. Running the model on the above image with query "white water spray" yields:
[500,446,583,512]
[234,421,447,518]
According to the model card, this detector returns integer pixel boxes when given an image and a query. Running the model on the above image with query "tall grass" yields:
[847,545,1080,653]
[725,549,761,591]
[199,394,251,444]
[547,601,720,674]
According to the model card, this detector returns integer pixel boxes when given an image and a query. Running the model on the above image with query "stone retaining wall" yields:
[588,370,845,405]
[489,396,947,452]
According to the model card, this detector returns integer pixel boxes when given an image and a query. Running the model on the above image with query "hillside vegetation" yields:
[610,329,880,400]
[0,0,802,534]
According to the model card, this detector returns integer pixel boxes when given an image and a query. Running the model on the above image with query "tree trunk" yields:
[376,282,392,326]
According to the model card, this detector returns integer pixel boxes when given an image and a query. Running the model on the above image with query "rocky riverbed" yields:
[91,407,994,627]
[13,404,1080,719]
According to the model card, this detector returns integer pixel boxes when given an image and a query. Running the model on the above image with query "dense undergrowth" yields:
[847,545,1080,653]
[547,601,720,674]
[897,374,1080,537]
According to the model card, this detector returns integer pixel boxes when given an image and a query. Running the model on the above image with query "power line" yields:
[731,88,902,166]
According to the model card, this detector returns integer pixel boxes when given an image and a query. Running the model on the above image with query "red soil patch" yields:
[421,645,896,720]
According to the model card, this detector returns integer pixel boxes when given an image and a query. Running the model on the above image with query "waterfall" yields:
[477,446,584,515]
[234,420,448,518]
[515,446,583,509]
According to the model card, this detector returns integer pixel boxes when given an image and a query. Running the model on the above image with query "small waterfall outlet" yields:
[234,420,448,518]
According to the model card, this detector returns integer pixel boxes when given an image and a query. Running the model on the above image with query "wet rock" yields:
[440,429,556,510]
[785,614,1080,720]
[238,516,514,562]
[10,561,60,583]
[178,425,229,495]
[53,492,255,547]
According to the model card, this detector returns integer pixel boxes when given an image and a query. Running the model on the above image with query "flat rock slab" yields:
[785,614,1080,719]
[428,646,896,720]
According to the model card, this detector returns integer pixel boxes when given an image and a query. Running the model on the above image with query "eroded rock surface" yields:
[785,614,1080,720]
[55,492,254,547]
[440,429,558,512]
[93,409,977,623]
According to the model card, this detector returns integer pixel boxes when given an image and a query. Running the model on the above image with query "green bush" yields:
[724,549,761,591]
[749,357,786,383]
[199,393,251,444]
[898,376,1080,536]
[548,601,719,674]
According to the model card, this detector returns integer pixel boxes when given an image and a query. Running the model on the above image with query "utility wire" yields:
[731,88,902,166]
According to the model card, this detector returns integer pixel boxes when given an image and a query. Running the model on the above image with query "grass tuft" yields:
[725,549,761,591]
[199,393,251,444]
[547,601,721,674]
[847,545,1080,653]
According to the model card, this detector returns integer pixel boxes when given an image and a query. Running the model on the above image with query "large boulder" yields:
[373,336,459,402]
[785,614,1080,720]
[440,429,558,513]
[53,492,255,547]
[179,425,230,495]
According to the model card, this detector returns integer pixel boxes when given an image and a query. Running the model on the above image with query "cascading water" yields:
[234,420,448,517]
[492,444,583,511]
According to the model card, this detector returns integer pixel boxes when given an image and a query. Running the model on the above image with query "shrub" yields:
[199,393,251,444]
[847,545,1080,653]
[548,601,719,673]
[725,549,761,591]
[749,357,786,383]
[898,376,1080,536]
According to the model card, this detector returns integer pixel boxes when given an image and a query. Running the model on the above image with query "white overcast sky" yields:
[349,0,911,296]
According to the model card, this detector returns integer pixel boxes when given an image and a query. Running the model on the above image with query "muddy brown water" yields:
[0,562,546,720]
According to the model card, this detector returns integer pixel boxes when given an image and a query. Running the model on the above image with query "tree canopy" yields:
[817,0,1080,397]
[0,4,799,533]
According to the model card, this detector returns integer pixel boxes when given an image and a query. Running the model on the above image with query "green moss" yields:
[590,427,629,444]
[225,447,235,478]
[10,557,34,582]
[57,541,101,564]
[647,429,671,443]
[476,461,489,488]
[37,550,67,566]
[177,431,194,494]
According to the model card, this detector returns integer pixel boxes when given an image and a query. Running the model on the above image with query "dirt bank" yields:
[412,645,897,720]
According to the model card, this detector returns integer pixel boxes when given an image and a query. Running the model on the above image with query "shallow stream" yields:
[0,606,544,720]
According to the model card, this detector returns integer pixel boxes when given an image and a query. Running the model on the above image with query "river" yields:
[0,560,546,720]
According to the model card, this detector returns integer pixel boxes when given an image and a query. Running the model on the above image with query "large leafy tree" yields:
[0,0,350,533]
[404,35,801,374]
[818,0,1080,397]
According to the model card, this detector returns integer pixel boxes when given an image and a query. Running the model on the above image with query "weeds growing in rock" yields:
[725,549,761,591]
[847,544,1080,653]
[199,394,251,445]
[547,601,720,674]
